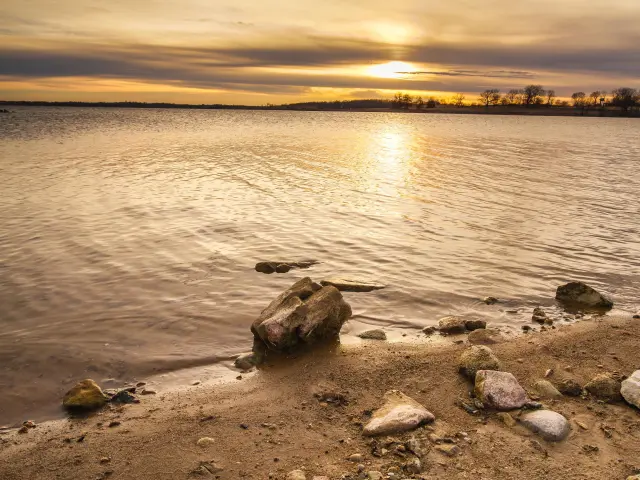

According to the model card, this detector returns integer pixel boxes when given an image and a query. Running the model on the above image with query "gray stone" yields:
[251,278,351,351]
[584,374,622,402]
[286,470,307,480]
[468,328,504,345]
[320,278,385,292]
[234,352,258,370]
[357,329,387,340]
[458,346,502,379]
[519,410,570,441]
[255,260,318,274]
[621,370,640,409]
[363,390,435,436]
[555,281,613,310]
[438,316,467,334]
[464,319,487,331]
[533,380,563,399]
[475,370,529,410]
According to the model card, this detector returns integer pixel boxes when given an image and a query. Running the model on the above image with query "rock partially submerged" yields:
[584,374,622,402]
[458,346,502,379]
[483,296,499,305]
[621,370,640,409]
[357,329,387,340]
[251,277,352,351]
[320,278,385,292]
[255,260,319,274]
[519,410,570,441]
[475,370,529,410]
[532,307,551,324]
[63,379,108,411]
[363,390,435,436]
[555,281,613,310]
[438,316,467,334]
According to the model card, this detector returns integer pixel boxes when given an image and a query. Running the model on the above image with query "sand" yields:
[1,316,639,480]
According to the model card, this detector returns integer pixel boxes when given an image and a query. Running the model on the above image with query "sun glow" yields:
[368,61,417,79]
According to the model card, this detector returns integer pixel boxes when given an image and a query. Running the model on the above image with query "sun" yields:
[368,61,417,78]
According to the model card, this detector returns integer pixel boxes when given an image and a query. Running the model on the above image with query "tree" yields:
[414,96,424,110]
[452,93,466,107]
[523,85,545,105]
[479,89,501,106]
[610,87,638,112]
[505,89,522,105]
[402,94,412,110]
[589,91,602,106]
[500,97,510,105]
[546,89,556,105]
[571,92,587,107]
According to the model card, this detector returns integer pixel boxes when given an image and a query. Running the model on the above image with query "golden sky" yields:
[1,0,639,104]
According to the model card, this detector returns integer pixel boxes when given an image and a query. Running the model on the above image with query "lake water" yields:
[1,108,639,424]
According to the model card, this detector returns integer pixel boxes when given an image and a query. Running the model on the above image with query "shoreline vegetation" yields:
[1,85,639,117]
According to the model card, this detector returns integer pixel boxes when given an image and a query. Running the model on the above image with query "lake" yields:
[1,108,639,424]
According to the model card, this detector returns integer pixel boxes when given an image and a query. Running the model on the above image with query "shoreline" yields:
[2,314,639,480]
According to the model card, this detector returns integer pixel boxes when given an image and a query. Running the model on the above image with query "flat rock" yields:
[63,379,108,411]
[458,346,502,379]
[533,380,563,399]
[555,281,613,310]
[621,370,640,408]
[468,328,504,345]
[255,260,319,274]
[438,316,466,334]
[464,319,486,331]
[584,374,622,402]
[363,390,435,436]
[251,278,351,351]
[320,278,385,292]
[475,370,529,410]
[519,410,570,441]
[286,470,306,480]
[357,329,387,340]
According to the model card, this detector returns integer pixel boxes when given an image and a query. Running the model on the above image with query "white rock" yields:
[621,370,640,409]
[363,390,435,436]
[475,370,528,410]
[286,470,306,480]
[196,437,215,447]
[519,410,570,441]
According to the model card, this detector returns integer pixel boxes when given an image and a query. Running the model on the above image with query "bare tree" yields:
[479,89,501,106]
[546,89,556,105]
[589,91,602,106]
[571,92,587,107]
[505,89,522,105]
[611,87,639,112]
[523,85,545,106]
[452,93,466,107]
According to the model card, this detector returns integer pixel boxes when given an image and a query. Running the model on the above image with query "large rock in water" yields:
[555,281,613,310]
[363,390,435,436]
[519,410,570,441]
[255,260,318,274]
[458,346,502,379]
[251,278,352,351]
[475,370,528,410]
[438,316,466,334]
[63,379,108,411]
[621,370,640,409]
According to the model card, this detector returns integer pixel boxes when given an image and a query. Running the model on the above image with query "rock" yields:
[626,476,640,480]
[458,346,502,379]
[255,260,318,274]
[141,388,156,395]
[347,453,363,462]
[519,410,570,441]
[109,390,139,404]
[62,379,108,411]
[363,390,435,436]
[286,470,307,480]
[366,473,383,480]
[196,437,215,447]
[191,462,223,476]
[422,326,437,335]
[475,370,529,410]
[496,412,516,427]
[357,329,387,340]
[404,458,422,474]
[555,281,613,310]
[483,296,499,305]
[464,319,486,331]
[584,374,622,402]
[533,380,563,399]
[251,278,351,351]
[234,352,258,370]
[633,314,640,319]
[531,307,548,324]
[468,328,504,345]
[621,370,640,408]
[435,444,461,456]
[320,278,385,292]
[438,316,466,334]
[556,379,582,397]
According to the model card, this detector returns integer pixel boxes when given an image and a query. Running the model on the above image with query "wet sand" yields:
[2,315,639,480]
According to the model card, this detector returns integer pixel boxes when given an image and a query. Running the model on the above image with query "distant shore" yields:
[1,101,638,118]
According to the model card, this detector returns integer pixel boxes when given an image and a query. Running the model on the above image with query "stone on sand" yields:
[464,319,487,331]
[468,328,504,345]
[363,390,435,436]
[438,316,466,334]
[556,378,582,397]
[475,370,528,410]
[286,470,306,480]
[621,370,640,409]
[357,329,387,340]
[458,346,502,379]
[251,278,352,351]
[584,374,622,402]
[196,437,215,447]
[519,410,570,441]
[555,281,613,310]
[234,352,258,370]
[533,380,563,399]
[320,278,385,292]
[62,379,108,411]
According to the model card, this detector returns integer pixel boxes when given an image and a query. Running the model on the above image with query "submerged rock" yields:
[363,390,435,436]
[483,296,499,305]
[555,281,613,310]
[621,370,640,409]
[251,278,351,351]
[531,307,549,324]
[320,278,385,292]
[519,410,570,441]
[458,346,502,379]
[255,260,319,274]
[585,374,622,402]
[357,329,387,340]
[438,316,466,334]
[63,379,108,411]
[468,328,504,345]
[475,370,528,410]
[533,380,563,399]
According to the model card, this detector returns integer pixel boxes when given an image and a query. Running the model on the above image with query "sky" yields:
[1,0,639,104]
